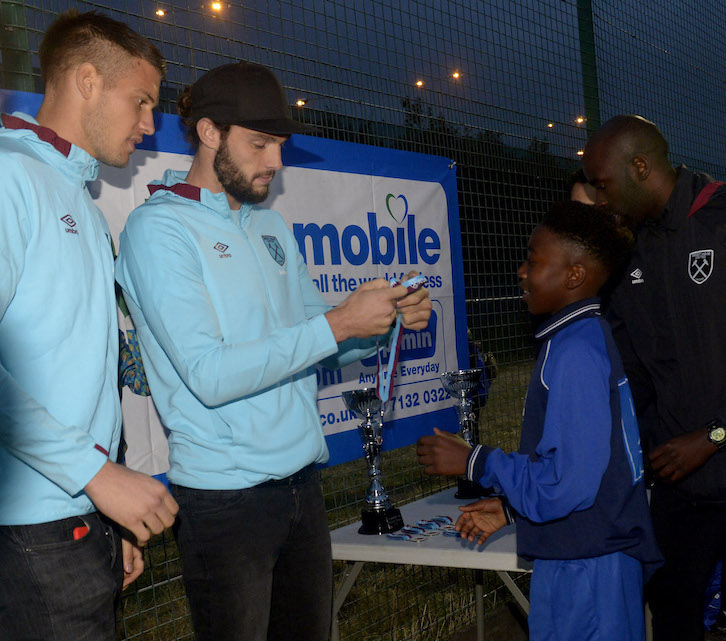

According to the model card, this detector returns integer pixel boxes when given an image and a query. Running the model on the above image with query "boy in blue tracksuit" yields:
[417,200,662,641]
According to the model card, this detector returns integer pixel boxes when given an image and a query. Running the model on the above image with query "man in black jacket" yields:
[583,114,726,641]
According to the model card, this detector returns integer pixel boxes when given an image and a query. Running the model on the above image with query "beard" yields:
[213,138,272,205]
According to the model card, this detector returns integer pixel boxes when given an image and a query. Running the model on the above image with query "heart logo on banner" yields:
[386,193,408,224]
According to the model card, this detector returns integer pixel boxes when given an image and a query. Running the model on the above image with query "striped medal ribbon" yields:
[376,275,427,401]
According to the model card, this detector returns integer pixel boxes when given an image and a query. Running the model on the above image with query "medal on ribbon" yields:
[375,275,427,402]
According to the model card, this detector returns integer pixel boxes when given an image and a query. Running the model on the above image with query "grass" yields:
[117,359,534,641]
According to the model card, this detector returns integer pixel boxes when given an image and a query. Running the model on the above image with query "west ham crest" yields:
[262,235,285,266]
[688,249,714,284]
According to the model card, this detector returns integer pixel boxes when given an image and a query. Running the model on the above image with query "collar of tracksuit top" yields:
[0,112,99,184]
[534,297,602,343]
[643,165,711,235]
[147,170,252,226]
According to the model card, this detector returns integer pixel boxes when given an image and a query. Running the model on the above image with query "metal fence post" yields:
[577,0,602,136]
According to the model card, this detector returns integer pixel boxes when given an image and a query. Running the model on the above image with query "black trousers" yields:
[648,485,726,641]
[170,468,332,641]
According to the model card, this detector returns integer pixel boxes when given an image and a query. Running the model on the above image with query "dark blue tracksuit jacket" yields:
[467,298,661,574]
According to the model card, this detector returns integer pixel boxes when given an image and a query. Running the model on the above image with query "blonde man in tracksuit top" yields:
[0,12,178,641]
[115,61,433,641]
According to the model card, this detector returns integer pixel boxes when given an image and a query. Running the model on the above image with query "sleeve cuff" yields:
[67,446,109,497]
[466,445,484,481]
[501,497,515,525]
[466,444,497,484]
[314,312,340,354]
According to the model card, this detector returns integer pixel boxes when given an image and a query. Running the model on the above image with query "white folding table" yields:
[330,488,533,641]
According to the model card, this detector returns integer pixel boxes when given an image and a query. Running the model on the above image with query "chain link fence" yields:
[2,0,725,638]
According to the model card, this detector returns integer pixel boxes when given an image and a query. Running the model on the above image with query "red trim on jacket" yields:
[148,182,202,201]
[1,113,72,158]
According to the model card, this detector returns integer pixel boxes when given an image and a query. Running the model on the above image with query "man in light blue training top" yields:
[0,11,178,641]
[115,61,432,641]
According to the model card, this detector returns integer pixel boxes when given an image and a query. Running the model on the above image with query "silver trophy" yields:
[342,388,403,535]
[440,368,489,499]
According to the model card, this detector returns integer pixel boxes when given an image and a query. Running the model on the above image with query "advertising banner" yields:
[0,90,468,471]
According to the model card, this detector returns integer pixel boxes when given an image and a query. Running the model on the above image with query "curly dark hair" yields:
[177,86,230,148]
[540,200,634,276]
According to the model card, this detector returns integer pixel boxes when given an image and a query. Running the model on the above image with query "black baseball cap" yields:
[189,61,315,136]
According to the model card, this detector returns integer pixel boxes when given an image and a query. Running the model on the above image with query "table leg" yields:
[475,569,485,641]
[331,561,365,641]
[495,570,530,615]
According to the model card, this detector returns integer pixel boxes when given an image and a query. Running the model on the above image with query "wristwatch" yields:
[706,420,726,450]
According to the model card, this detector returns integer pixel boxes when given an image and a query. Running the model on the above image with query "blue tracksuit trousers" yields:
[529,551,644,641]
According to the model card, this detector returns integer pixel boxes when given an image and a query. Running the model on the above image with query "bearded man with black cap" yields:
[115,62,432,641]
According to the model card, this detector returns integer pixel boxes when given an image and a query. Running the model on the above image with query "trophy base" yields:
[455,477,493,500]
[359,506,404,535]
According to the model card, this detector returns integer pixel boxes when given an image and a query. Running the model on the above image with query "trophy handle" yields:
[456,393,479,446]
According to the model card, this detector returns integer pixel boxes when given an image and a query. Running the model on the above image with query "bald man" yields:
[584,115,726,641]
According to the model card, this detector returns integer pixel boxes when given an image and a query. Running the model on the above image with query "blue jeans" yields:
[0,512,122,641]
[171,465,333,641]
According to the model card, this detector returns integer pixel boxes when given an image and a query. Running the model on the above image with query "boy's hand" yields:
[456,497,507,545]
[416,427,471,476]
